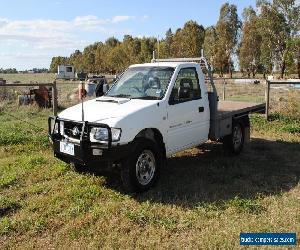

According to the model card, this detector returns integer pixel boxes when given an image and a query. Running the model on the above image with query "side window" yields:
[66,67,73,72]
[169,67,201,104]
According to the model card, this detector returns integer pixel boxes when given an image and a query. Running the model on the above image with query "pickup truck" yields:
[48,56,265,192]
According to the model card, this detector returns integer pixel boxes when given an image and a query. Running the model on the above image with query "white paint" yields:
[58,62,210,156]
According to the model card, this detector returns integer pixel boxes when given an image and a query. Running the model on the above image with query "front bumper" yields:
[48,116,131,168]
[53,140,131,168]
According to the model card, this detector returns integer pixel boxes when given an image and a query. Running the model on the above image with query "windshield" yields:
[105,66,175,100]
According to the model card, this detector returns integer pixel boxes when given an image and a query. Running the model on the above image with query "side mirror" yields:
[178,86,191,99]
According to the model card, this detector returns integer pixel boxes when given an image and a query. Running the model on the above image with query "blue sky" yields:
[0,0,258,70]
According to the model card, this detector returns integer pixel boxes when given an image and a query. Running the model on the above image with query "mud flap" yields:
[244,126,250,144]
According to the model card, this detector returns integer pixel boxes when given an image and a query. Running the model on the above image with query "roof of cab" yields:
[129,62,199,68]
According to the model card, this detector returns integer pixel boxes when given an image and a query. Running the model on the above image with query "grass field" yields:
[0,73,56,84]
[0,74,299,249]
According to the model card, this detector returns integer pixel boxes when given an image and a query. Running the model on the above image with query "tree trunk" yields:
[228,58,232,78]
[298,60,300,79]
[280,60,286,79]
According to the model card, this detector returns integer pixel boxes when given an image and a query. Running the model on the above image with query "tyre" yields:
[121,139,162,192]
[70,162,85,172]
[223,121,244,155]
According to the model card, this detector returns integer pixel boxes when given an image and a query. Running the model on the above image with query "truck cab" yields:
[49,58,265,192]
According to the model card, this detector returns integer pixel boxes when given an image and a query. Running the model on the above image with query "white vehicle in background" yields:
[56,65,75,80]
[49,55,265,192]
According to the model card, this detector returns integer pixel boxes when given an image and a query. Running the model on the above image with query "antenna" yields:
[151,50,156,63]
[157,35,160,59]
[81,80,84,121]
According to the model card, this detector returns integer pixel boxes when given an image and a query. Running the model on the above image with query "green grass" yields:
[0,74,299,249]
[0,73,55,84]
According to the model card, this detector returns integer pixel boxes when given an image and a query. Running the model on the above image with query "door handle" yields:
[198,106,204,112]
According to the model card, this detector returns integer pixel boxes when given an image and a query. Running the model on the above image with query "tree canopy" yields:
[50,1,300,78]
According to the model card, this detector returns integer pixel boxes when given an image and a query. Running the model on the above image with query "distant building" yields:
[56,65,75,79]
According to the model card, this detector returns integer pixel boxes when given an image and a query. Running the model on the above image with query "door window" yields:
[169,67,201,104]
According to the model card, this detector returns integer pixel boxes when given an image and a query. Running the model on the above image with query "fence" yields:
[265,80,300,120]
[1,77,299,121]
[0,81,58,115]
[210,78,300,120]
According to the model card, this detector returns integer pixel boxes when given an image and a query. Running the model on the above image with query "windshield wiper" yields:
[132,96,160,100]
[106,94,132,99]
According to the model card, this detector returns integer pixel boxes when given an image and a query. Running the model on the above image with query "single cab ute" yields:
[49,56,265,192]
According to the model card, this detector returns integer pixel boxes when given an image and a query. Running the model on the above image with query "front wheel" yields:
[121,139,161,192]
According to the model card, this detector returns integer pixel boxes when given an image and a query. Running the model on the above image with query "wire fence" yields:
[0,78,299,128]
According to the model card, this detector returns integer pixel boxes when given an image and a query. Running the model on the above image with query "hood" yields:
[58,96,158,122]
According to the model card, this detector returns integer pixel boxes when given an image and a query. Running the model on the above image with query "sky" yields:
[0,0,260,70]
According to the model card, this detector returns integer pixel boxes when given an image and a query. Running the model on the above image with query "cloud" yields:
[111,15,134,23]
[0,18,8,28]
[0,15,136,50]
[73,15,109,30]
[0,14,145,69]
[141,15,150,21]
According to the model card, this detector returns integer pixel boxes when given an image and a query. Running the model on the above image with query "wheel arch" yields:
[134,128,166,156]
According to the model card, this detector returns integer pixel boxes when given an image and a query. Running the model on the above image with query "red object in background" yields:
[78,83,86,100]
[31,86,52,108]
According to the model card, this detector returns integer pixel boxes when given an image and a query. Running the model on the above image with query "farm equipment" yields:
[17,86,52,108]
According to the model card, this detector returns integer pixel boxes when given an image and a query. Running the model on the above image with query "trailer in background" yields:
[56,65,75,80]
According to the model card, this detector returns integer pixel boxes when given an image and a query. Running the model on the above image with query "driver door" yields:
[166,67,208,154]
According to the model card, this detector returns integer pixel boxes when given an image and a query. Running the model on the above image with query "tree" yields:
[82,43,99,73]
[49,56,69,73]
[95,43,109,73]
[139,37,157,63]
[203,26,221,74]
[105,37,120,48]
[273,0,300,77]
[215,3,241,77]
[257,0,299,78]
[106,45,129,73]
[69,50,83,72]
[238,7,262,77]
[160,28,174,58]
[122,35,141,65]
[296,38,300,78]
[172,20,205,57]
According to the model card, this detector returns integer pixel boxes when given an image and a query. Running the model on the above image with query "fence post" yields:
[52,80,58,116]
[265,80,270,120]
[222,78,226,100]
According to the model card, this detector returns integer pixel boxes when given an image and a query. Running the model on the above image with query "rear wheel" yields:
[121,139,161,192]
[223,122,244,155]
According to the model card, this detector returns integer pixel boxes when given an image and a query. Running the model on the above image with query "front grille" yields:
[63,121,87,140]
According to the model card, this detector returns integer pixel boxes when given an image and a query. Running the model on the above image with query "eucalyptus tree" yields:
[215,3,241,77]
[238,7,262,77]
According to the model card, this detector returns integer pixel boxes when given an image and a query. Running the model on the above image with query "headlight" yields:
[90,127,109,142]
[90,127,121,142]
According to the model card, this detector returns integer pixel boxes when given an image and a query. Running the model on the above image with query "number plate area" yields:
[60,141,75,156]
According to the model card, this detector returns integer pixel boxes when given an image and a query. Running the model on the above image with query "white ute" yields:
[49,56,265,192]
